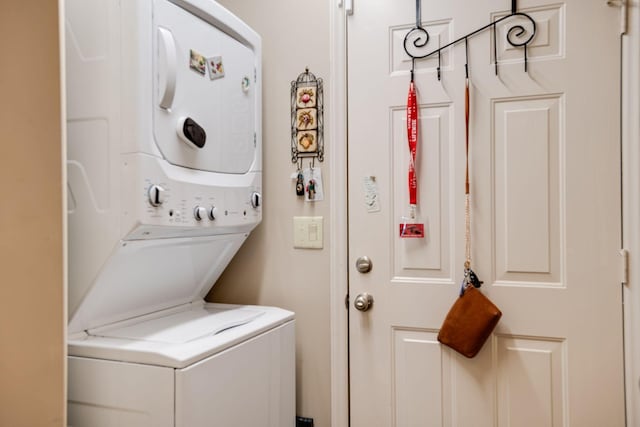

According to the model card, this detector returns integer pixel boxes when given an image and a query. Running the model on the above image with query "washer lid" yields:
[92,305,264,344]
[68,303,295,368]
[68,234,247,335]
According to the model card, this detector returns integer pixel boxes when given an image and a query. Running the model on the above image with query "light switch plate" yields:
[293,216,323,249]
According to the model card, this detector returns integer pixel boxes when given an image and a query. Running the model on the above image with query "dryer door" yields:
[152,0,257,174]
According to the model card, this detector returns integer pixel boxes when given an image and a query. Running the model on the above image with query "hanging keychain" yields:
[303,159,324,202]
[400,61,425,238]
[295,162,305,196]
[461,42,483,295]
[307,178,316,200]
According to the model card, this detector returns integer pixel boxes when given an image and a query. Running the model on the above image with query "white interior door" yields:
[347,1,625,426]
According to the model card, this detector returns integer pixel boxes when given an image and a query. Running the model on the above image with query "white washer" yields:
[68,302,294,427]
[65,1,294,425]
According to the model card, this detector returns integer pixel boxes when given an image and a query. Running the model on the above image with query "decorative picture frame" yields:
[291,68,324,164]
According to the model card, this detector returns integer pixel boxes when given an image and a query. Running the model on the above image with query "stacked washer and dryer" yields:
[65,0,295,425]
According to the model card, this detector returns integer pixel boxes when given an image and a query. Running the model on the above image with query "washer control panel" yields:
[121,154,261,240]
[137,178,261,237]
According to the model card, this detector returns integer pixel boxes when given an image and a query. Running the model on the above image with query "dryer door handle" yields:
[158,27,177,110]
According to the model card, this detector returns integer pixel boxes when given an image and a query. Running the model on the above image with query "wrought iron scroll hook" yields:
[404,0,537,79]
[503,13,537,72]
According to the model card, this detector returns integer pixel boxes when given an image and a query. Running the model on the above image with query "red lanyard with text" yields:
[407,80,418,216]
[399,72,424,239]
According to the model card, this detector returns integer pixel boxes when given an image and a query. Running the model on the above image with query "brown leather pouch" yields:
[437,285,502,358]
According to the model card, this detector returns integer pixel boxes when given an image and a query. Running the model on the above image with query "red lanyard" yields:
[407,81,418,209]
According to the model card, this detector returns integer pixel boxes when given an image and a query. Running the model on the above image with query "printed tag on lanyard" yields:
[400,81,425,238]
[399,222,425,238]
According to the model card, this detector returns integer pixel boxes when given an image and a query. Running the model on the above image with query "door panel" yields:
[347,1,624,426]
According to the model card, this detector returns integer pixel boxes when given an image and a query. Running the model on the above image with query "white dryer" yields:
[64,0,294,425]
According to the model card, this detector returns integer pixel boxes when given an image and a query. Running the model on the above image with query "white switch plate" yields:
[293,216,323,249]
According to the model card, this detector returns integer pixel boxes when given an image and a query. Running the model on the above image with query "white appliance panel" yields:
[120,152,262,241]
[153,0,257,174]
[68,356,175,427]
[175,322,295,427]
[68,234,245,334]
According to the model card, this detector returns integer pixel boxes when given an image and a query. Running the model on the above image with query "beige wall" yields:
[206,0,332,425]
[0,2,65,427]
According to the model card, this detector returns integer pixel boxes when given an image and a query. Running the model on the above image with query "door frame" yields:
[622,3,640,426]
[328,1,640,426]
[328,1,349,427]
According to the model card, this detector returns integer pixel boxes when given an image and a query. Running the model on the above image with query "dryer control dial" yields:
[194,206,208,221]
[148,185,166,207]
[250,192,262,209]
[209,206,219,220]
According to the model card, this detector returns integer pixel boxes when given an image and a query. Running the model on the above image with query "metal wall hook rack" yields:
[291,67,324,164]
[404,0,536,80]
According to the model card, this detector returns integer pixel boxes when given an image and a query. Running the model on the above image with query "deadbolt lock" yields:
[355,256,372,273]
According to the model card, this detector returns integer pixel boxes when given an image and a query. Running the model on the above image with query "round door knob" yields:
[194,206,208,221]
[148,185,166,207]
[354,293,374,312]
[355,256,372,273]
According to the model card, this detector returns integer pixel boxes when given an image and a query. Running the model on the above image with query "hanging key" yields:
[468,268,483,288]
[296,172,305,196]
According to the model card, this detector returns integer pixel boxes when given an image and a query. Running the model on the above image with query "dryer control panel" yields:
[122,153,262,240]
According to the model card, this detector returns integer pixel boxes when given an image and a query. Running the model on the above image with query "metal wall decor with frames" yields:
[291,68,324,168]
[404,0,537,80]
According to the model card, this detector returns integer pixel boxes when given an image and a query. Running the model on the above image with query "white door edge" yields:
[328,1,349,426]
[622,2,640,425]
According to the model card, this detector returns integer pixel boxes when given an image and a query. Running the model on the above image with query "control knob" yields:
[148,185,165,207]
[209,206,219,220]
[194,206,208,221]
[250,192,262,209]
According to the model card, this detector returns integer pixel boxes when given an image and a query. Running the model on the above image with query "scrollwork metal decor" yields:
[291,68,324,164]
[403,0,536,79]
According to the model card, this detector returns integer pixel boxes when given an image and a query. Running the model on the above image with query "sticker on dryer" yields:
[207,56,225,80]
[189,49,206,75]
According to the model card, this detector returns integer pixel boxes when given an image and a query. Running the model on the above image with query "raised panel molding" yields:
[496,335,567,427]
[504,107,550,273]
[392,328,452,426]
[391,105,452,282]
[491,4,565,64]
[492,95,563,286]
